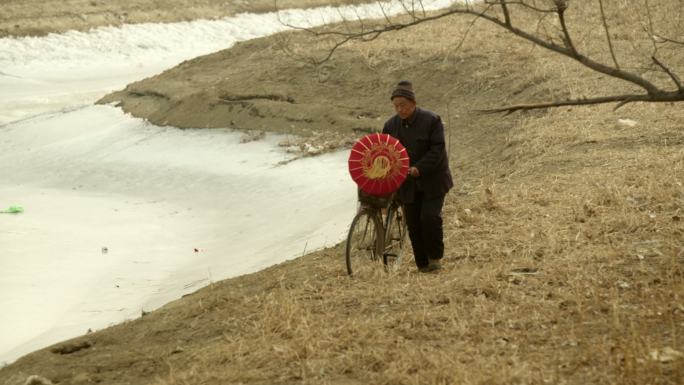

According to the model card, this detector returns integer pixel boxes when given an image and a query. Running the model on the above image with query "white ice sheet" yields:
[0,105,357,363]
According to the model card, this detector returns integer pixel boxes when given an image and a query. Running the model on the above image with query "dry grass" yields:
[2,2,684,385]
[136,98,683,385]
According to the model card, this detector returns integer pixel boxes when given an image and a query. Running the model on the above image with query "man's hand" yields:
[408,166,420,177]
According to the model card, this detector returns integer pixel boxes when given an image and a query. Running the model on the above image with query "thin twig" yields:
[556,2,577,55]
[378,1,393,25]
[399,0,416,21]
[499,0,512,26]
[598,0,620,70]
[335,7,353,35]
[644,0,656,45]
[502,0,556,13]
[418,0,427,18]
[652,34,684,46]
[450,4,495,55]
[652,56,683,90]
[353,8,367,33]
[640,0,684,60]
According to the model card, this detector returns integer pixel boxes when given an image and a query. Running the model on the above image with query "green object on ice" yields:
[1,206,24,214]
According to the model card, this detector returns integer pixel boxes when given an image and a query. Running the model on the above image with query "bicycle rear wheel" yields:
[345,208,383,276]
[383,202,408,271]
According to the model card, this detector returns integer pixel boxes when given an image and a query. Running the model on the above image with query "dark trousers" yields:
[403,191,445,268]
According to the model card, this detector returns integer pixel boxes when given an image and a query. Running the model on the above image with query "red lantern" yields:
[348,133,409,195]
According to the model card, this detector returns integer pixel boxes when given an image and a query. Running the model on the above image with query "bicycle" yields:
[345,190,408,275]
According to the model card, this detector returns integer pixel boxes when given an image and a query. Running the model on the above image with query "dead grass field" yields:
[2,1,683,384]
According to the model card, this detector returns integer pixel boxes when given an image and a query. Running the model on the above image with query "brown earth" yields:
[0,0,367,38]
[2,2,684,385]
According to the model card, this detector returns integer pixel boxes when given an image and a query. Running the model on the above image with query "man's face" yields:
[392,97,416,120]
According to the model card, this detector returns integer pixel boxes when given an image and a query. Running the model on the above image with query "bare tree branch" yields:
[502,1,557,13]
[638,0,684,91]
[479,91,684,115]
[499,0,512,26]
[644,0,656,38]
[417,0,427,18]
[642,0,659,54]
[286,4,666,93]
[555,0,578,55]
[378,1,393,25]
[399,0,416,21]
[597,0,620,70]
[335,7,356,35]
[652,56,683,90]
[642,0,684,47]
[471,6,663,95]
[276,0,684,111]
[449,4,495,55]
[351,7,366,33]
[652,34,684,46]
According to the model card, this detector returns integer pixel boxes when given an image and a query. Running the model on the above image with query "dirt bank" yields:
[0,0,367,38]
[97,14,542,153]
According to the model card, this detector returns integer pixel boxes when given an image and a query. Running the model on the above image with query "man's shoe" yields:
[419,259,442,273]
[428,258,442,270]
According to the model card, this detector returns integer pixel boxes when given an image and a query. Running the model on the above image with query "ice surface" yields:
[0,105,355,363]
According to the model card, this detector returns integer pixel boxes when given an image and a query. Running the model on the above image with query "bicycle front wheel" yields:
[345,208,383,276]
[383,202,408,271]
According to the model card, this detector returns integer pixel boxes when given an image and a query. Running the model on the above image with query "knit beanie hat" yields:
[390,80,416,102]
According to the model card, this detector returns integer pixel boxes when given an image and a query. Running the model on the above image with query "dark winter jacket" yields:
[382,107,454,203]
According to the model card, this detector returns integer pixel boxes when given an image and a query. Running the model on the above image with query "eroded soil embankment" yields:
[0,0,367,38]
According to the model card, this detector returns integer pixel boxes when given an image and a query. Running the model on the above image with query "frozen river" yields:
[0,0,458,364]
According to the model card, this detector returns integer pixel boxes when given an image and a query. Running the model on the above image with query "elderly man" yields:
[382,80,453,273]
